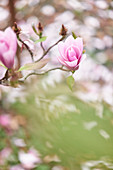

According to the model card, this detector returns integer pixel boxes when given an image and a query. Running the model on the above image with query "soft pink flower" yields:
[13,138,26,147]
[0,114,11,127]
[0,27,17,68]
[19,148,41,169]
[57,35,85,70]
[19,31,37,54]
[10,165,25,170]
[0,147,12,165]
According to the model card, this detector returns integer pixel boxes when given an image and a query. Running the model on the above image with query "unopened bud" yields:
[12,22,21,35]
[37,22,43,32]
[59,25,68,37]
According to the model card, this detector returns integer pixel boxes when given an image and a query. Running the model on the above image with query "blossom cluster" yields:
[0,113,67,170]
[0,24,85,87]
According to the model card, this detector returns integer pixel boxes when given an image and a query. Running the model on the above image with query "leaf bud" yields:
[59,24,68,37]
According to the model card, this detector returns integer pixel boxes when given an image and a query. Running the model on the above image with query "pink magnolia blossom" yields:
[10,165,25,170]
[19,148,41,169]
[0,114,11,127]
[0,147,12,165]
[0,27,17,68]
[19,31,37,54]
[57,35,85,70]
[13,138,26,147]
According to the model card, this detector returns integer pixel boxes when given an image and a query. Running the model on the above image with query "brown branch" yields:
[9,0,16,26]
[18,36,34,62]
[23,66,70,80]
[36,37,65,62]
[40,42,45,53]
[0,69,9,85]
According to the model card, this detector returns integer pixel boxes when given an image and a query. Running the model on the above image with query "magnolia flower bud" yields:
[59,24,68,37]
[0,27,17,68]
[57,35,85,71]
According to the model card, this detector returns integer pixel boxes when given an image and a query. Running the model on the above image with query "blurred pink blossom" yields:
[0,114,11,127]
[0,27,17,68]
[10,165,25,170]
[0,147,12,165]
[19,31,37,54]
[19,148,41,169]
[57,35,85,70]
[13,138,26,147]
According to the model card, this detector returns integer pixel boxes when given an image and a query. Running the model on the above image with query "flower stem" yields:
[17,35,34,62]
[23,66,70,80]
[36,37,65,62]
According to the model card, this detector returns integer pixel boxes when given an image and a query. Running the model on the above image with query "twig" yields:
[0,69,9,85]
[23,66,70,80]
[40,42,45,53]
[36,37,65,62]
[18,36,34,62]
[32,24,45,53]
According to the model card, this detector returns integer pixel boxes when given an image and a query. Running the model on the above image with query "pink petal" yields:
[19,32,29,41]
[5,27,17,53]
[65,45,81,61]
[10,165,24,170]
[72,45,81,59]
[2,50,14,68]
[58,42,68,61]
[65,35,75,47]
[57,55,66,65]
[0,31,5,40]
[65,59,78,68]
[79,54,86,63]
[0,41,9,56]
[73,37,83,54]
[66,47,76,61]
